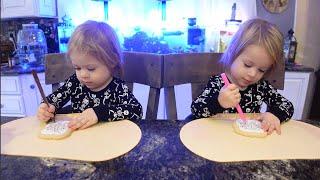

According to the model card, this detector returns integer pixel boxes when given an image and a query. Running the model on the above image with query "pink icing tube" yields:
[221,73,247,120]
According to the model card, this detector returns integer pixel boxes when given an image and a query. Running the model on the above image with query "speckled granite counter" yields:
[285,64,314,72]
[1,118,319,179]
[1,64,45,76]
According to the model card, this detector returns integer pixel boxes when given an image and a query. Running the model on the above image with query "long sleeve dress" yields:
[46,74,143,121]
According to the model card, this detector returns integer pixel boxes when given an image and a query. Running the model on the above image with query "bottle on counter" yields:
[58,14,75,52]
[16,23,47,66]
[283,29,297,64]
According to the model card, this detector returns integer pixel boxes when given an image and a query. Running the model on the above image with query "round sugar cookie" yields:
[38,120,73,140]
[232,119,267,138]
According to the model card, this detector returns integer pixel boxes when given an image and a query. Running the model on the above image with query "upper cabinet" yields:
[1,0,57,19]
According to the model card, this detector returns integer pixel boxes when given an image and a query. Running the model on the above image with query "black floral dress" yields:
[191,75,294,122]
[46,74,143,121]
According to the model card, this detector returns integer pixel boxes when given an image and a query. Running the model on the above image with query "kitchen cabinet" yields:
[1,73,52,117]
[278,71,315,120]
[1,0,57,19]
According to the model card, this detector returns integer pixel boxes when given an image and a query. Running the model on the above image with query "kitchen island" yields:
[1,117,319,179]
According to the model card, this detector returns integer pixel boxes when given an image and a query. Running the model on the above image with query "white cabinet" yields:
[1,73,52,117]
[1,0,57,19]
[278,72,315,120]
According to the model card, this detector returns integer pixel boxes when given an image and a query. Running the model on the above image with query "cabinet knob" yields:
[30,84,35,89]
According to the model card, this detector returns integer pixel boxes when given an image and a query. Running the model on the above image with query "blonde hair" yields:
[67,20,123,77]
[220,18,283,74]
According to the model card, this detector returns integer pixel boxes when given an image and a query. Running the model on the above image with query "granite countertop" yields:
[1,63,45,76]
[285,63,314,72]
[1,118,319,179]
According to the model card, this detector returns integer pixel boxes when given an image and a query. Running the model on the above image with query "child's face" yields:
[70,52,112,92]
[229,45,273,89]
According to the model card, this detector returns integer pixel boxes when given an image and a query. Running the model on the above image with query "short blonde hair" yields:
[220,18,283,73]
[67,20,123,77]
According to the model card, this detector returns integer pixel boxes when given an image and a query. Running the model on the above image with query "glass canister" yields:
[16,23,48,65]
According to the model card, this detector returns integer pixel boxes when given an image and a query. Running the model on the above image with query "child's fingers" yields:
[48,104,55,113]
[44,110,54,118]
[234,93,241,99]
[68,117,90,130]
[274,122,281,135]
[39,104,49,112]
[267,124,275,135]
[261,120,269,131]
[78,120,93,130]
[68,119,80,130]
[37,114,48,121]
[227,84,238,90]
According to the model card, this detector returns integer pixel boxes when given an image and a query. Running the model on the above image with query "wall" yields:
[295,0,320,120]
[256,0,296,36]
[295,0,320,70]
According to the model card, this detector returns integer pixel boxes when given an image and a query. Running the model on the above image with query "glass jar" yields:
[17,23,47,66]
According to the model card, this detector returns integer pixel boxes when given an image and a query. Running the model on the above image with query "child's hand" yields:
[258,112,281,135]
[37,103,55,122]
[218,84,241,108]
[68,108,98,130]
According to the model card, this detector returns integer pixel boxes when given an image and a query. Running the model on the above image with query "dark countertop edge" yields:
[285,64,315,72]
[1,67,45,76]
[1,69,314,76]
[285,69,314,72]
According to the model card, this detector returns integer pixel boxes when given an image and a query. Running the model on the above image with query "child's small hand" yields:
[218,84,241,108]
[37,103,55,122]
[68,108,98,130]
[258,112,281,135]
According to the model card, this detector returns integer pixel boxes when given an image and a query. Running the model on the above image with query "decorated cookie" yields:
[38,120,72,140]
[232,119,267,138]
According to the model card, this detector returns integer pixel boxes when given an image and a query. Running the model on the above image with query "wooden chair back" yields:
[122,52,163,120]
[162,52,285,120]
[45,52,163,120]
[45,53,74,92]
[163,53,223,120]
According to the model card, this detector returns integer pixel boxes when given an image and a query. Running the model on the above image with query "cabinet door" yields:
[1,95,26,117]
[1,76,22,95]
[39,0,56,17]
[1,0,56,18]
[1,0,36,18]
[20,73,52,116]
[278,72,311,120]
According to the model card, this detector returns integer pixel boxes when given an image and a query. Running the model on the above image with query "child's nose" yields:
[248,69,257,77]
[79,70,89,78]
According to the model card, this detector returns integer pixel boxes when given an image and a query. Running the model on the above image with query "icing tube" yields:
[221,73,247,120]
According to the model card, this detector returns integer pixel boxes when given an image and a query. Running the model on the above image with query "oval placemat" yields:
[180,117,320,162]
[1,115,141,162]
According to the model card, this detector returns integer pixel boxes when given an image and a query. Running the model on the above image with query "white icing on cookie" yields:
[41,121,70,135]
[236,119,264,133]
